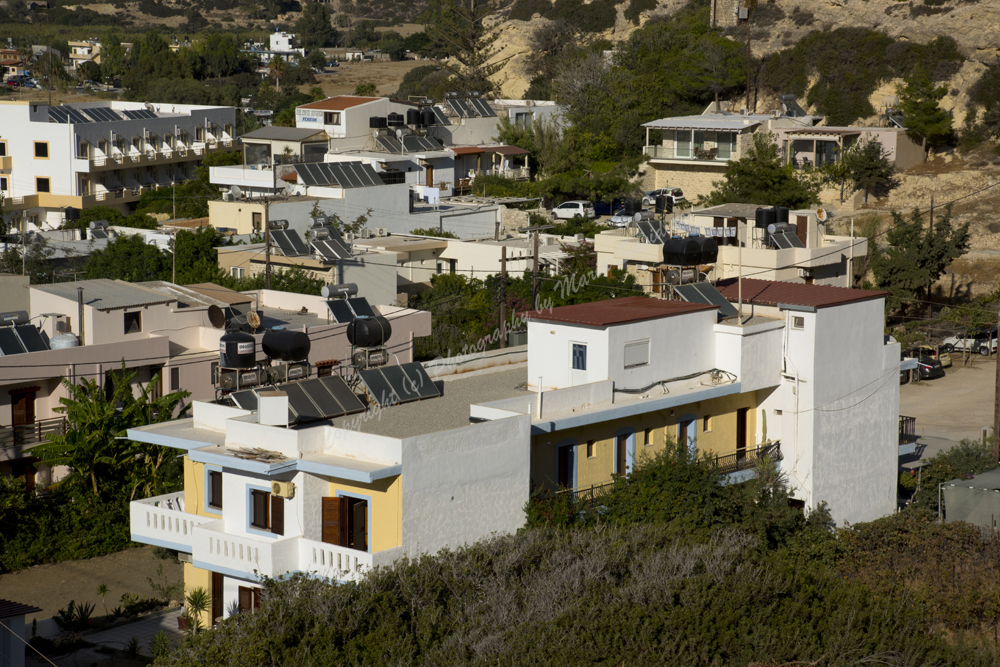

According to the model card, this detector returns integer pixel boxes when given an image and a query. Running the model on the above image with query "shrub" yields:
[624,0,657,25]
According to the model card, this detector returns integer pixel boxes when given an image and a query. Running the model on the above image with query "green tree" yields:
[84,234,170,282]
[424,0,506,96]
[296,3,338,48]
[703,132,821,209]
[0,235,56,284]
[870,206,970,315]
[410,227,458,238]
[354,82,377,96]
[172,226,228,285]
[305,51,327,73]
[33,364,190,499]
[897,67,953,160]
[826,136,899,205]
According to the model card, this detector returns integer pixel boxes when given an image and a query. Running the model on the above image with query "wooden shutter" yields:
[209,471,222,509]
[252,588,260,610]
[321,497,343,546]
[353,500,368,552]
[238,586,252,613]
[211,572,224,622]
[270,494,284,536]
[252,490,269,529]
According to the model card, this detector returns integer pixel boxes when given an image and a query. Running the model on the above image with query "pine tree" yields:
[897,67,953,160]
[703,132,820,209]
[424,0,506,96]
[840,136,899,205]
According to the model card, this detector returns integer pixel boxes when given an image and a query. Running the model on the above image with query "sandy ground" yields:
[303,59,433,98]
[0,546,183,623]
[899,358,996,446]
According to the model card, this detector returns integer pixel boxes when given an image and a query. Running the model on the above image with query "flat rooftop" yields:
[330,366,530,438]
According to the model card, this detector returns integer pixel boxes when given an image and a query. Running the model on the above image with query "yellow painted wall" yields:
[183,457,217,518]
[183,562,213,628]
[531,391,761,491]
[328,474,402,553]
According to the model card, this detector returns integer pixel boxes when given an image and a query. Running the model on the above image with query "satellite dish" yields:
[371,128,380,138]
[247,310,261,331]
[816,208,828,222]
[230,185,242,199]
[633,212,643,223]
[283,182,294,195]
[395,128,404,138]
[207,305,225,329]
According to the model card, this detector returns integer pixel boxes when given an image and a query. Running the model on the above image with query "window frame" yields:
[0,140,8,156]
[702,415,711,432]
[323,112,341,125]
[123,311,142,334]
[623,339,650,369]
[36,177,50,194]
[586,440,596,459]
[33,141,49,159]
[571,343,587,371]
[792,316,805,330]
[207,469,223,511]
[250,488,270,530]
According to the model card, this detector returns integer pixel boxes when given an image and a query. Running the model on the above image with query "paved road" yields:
[87,608,185,657]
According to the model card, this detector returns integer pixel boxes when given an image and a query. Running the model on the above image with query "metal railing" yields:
[557,480,616,504]
[0,416,66,453]
[710,440,782,476]
[899,415,917,446]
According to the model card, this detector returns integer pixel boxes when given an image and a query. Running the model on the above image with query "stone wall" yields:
[651,163,728,200]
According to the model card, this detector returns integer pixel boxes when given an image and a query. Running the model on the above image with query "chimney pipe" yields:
[77,287,84,345]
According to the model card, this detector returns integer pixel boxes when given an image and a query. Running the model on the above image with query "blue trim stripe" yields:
[131,534,192,553]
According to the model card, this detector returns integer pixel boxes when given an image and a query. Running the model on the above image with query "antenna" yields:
[230,185,242,199]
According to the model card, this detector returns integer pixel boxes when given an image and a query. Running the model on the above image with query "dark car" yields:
[904,349,945,381]
[593,198,625,217]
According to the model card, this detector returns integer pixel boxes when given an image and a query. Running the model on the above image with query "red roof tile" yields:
[715,278,888,309]
[523,296,716,326]
[0,599,42,618]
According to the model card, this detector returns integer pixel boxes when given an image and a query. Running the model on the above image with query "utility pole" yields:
[518,222,553,308]
[994,301,1000,463]
[499,246,507,349]
[172,182,177,284]
[251,191,288,291]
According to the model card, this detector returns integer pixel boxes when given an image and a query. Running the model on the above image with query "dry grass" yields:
[301,59,433,97]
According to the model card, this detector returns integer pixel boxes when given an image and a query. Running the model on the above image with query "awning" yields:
[451,145,529,156]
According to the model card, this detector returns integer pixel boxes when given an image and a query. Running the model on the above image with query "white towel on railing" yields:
[177,497,185,512]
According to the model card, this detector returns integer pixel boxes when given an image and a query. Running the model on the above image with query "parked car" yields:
[593,198,624,217]
[641,187,685,208]
[902,350,944,381]
[609,207,633,228]
[942,329,998,357]
[910,344,951,368]
[551,200,596,220]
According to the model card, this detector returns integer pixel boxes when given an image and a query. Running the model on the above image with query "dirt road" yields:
[899,358,996,444]
[0,547,182,623]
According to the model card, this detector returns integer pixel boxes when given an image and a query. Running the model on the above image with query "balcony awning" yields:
[452,145,529,156]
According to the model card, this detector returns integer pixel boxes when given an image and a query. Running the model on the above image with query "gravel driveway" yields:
[900,357,996,445]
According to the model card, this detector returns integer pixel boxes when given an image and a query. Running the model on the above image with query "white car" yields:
[641,187,685,208]
[942,330,998,356]
[551,200,596,220]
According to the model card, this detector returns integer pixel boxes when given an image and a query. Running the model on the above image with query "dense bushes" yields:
[509,0,617,32]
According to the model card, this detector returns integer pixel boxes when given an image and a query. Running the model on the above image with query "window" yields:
[321,496,367,551]
[571,343,587,371]
[624,339,649,369]
[716,132,737,159]
[0,177,7,193]
[208,471,223,509]
[230,266,245,279]
[237,586,260,613]
[224,123,233,136]
[251,489,270,529]
[644,428,652,446]
[209,362,218,385]
[323,112,341,125]
[674,130,691,158]
[36,178,50,193]
[196,127,205,142]
[703,415,711,432]
[792,316,805,330]
[77,140,89,159]
[0,141,7,156]
[586,440,595,459]
[514,111,532,127]
[150,366,163,401]
[124,311,142,334]
[170,366,180,391]
[435,261,442,275]
[33,142,48,158]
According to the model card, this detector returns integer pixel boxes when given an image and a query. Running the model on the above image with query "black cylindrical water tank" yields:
[220,331,256,369]
[261,329,311,362]
[378,116,388,129]
[624,200,638,216]
[65,207,80,221]
[369,116,380,129]
[694,236,719,264]
[663,237,702,265]
[347,315,392,348]
[775,206,789,224]
[387,112,404,127]
[654,195,667,214]
[406,109,421,126]
[421,107,435,127]
[755,207,776,228]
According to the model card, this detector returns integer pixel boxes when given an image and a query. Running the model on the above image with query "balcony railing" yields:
[899,415,917,446]
[643,145,734,162]
[129,491,214,551]
[0,417,66,460]
[710,440,782,476]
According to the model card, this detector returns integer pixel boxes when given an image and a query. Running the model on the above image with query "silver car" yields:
[641,187,685,208]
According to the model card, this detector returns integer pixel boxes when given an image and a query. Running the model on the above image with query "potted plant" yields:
[178,588,210,634]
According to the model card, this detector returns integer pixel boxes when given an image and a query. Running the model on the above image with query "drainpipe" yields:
[536,376,543,419]
[77,287,84,345]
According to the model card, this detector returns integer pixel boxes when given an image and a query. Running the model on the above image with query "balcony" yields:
[129,491,214,552]
[0,416,65,462]
[643,145,734,164]
[899,415,917,456]
[0,156,11,170]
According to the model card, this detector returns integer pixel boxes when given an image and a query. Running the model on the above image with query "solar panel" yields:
[674,283,740,320]
[636,220,666,244]
[398,362,440,400]
[313,238,352,261]
[358,368,399,407]
[85,107,122,122]
[270,229,305,257]
[468,98,496,117]
[431,107,450,125]
[449,99,473,118]
[381,364,421,403]
[282,381,324,422]
[377,136,402,153]
[230,390,258,411]
[319,375,366,414]
[65,108,92,124]
[91,229,108,240]
[48,107,70,123]
[0,328,26,355]
[347,297,376,319]
[295,378,342,416]
[14,325,48,353]
[785,231,805,248]
[403,136,441,152]
[286,229,310,256]
[330,163,360,189]
[295,163,327,187]
[123,108,157,120]
[771,233,794,250]
[327,299,355,323]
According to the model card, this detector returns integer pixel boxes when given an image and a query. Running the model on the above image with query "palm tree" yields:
[268,57,287,94]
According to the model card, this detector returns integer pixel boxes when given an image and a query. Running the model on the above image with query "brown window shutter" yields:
[238,586,251,613]
[353,500,368,552]
[210,471,222,509]
[270,494,284,536]
[252,588,260,610]
[252,490,269,529]
[321,497,343,546]
[211,572,224,622]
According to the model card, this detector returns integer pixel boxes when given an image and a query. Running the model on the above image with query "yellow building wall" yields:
[183,562,213,628]
[328,474,402,553]
[183,457,216,518]
[530,391,761,491]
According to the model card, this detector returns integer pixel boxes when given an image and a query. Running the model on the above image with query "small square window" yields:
[703,415,711,432]
[586,440,596,458]
[775,409,783,416]
[124,311,142,334]
[792,316,805,329]
[170,366,180,391]
[644,428,652,446]
[36,177,50,193]
[0,142,7,156]
[324,112,341,125]
[34,142,48,158]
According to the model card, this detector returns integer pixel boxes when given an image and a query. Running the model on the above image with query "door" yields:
[11,391,34,426]
[211,572,224,623]
[679,418,696,456]
[321,497,343,546]
[570,343,587,386]
[736,408,749,461]
[795,216,808,247]
[351,499,368,552]
[425,164,434,188]
[252,212,262,231]
[237,586,259,613]
[616,433,632,476]
[557,444,574,489]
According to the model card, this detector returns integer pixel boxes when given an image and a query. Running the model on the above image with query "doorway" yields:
[736,408,749,461]
[615,432,635,476]
[425,164,434,188]
[678,416,697,456]
[320,496,369,552]
[211,571,224,623]
[11,391,34,426]
[570,342,587,386]
[557,443,575,489]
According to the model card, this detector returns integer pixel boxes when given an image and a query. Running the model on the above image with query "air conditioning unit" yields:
[221,191,232,202]
[271,480,295,498]
[376,227,388,237]
[797,268,811,278]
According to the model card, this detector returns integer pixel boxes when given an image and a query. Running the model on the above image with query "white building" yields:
[0,100,236,230]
